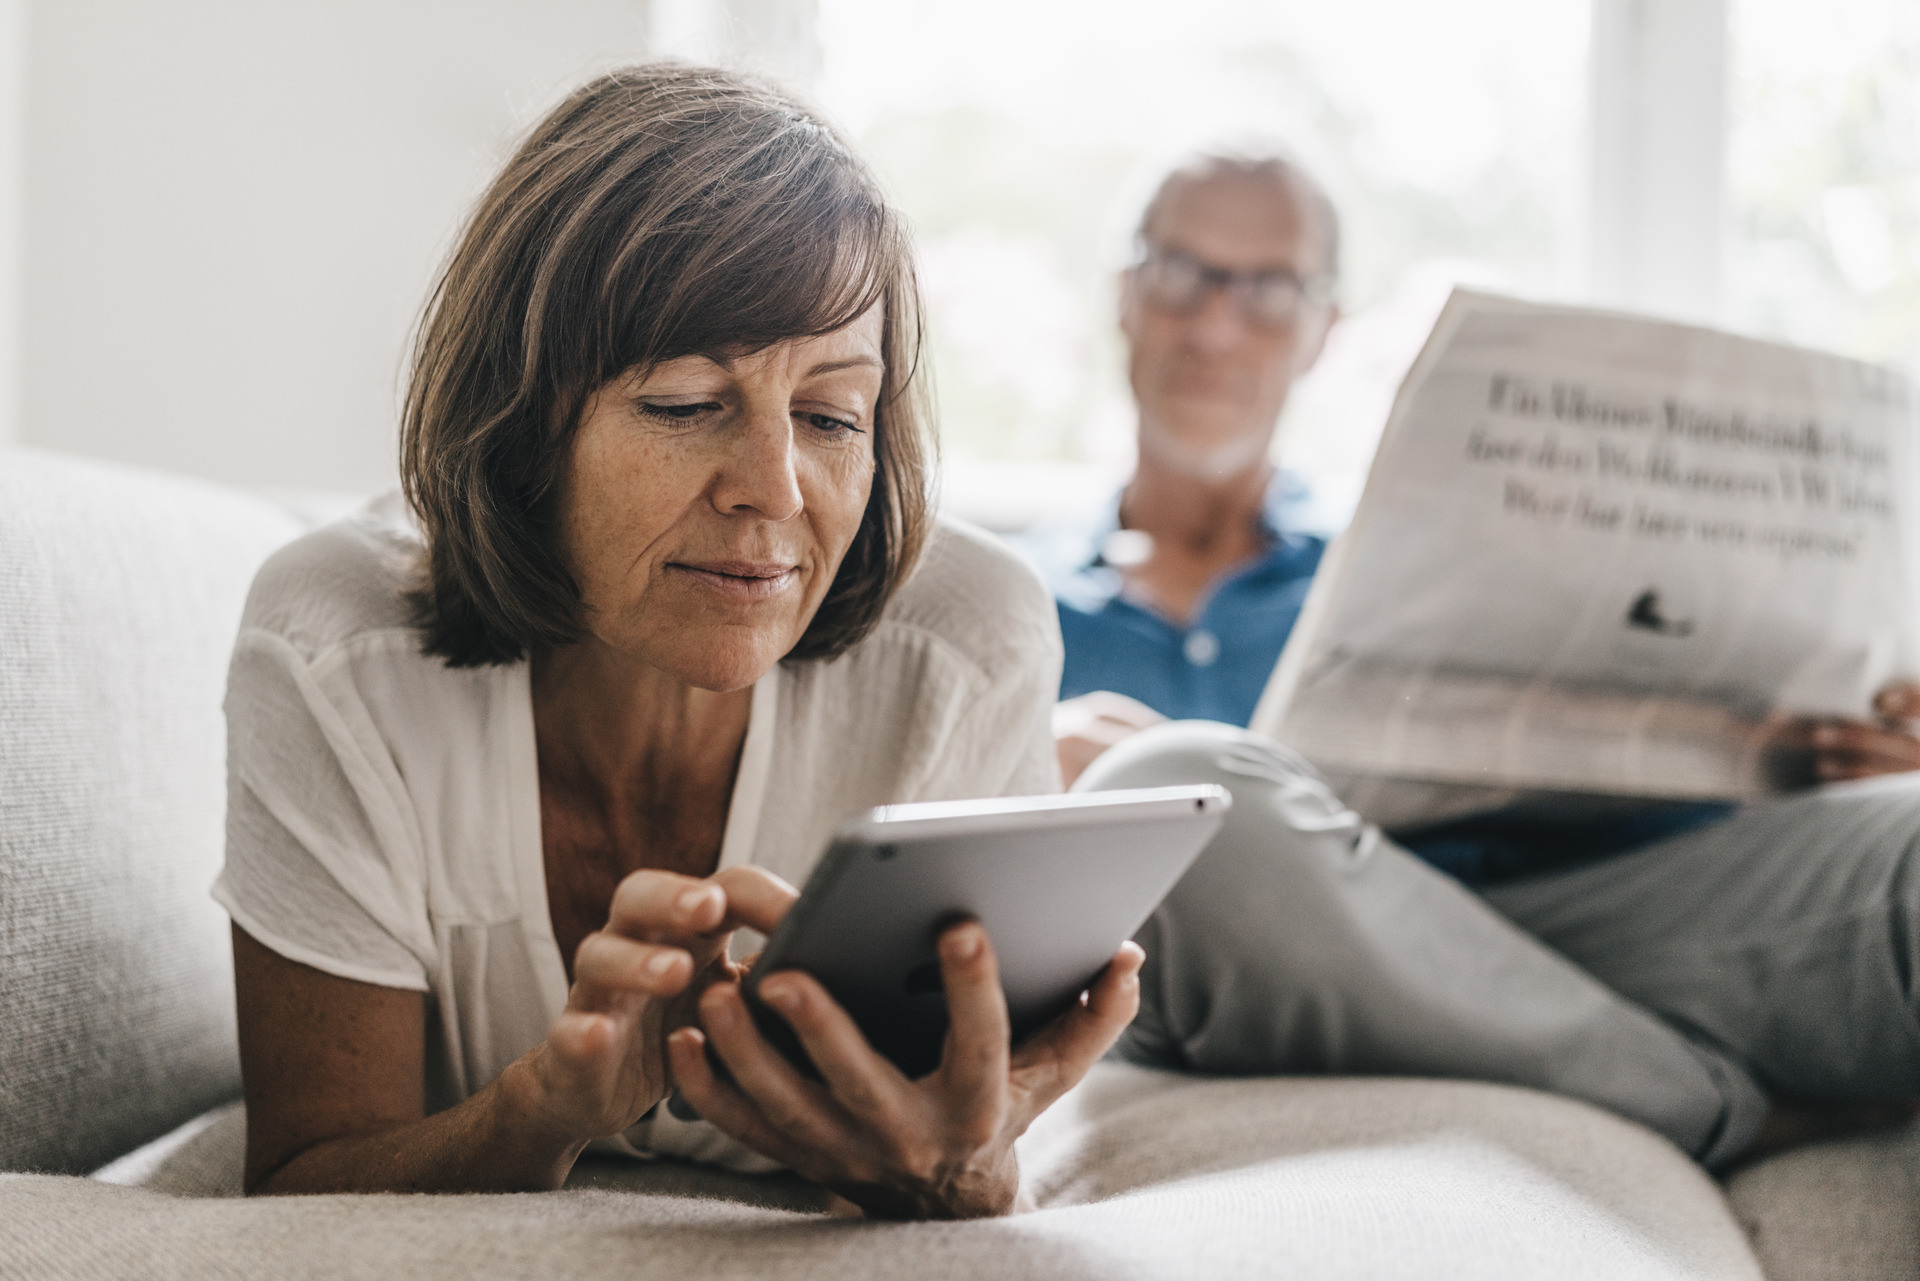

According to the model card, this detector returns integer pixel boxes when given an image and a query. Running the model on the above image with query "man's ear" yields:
[1117,266,1141,339]
[1293,301,1340,376]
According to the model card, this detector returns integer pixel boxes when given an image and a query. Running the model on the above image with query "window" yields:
[815,0,1589,529]
[1727,0,1920,365]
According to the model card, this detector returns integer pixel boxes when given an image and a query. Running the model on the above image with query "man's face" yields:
[1120,174,1337,478]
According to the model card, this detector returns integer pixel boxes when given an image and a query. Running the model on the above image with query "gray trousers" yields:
[1077,722,1920,1169]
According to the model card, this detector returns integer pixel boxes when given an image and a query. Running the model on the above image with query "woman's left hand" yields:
[667,919,1145,1220]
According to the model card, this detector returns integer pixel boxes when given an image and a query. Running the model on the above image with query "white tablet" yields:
[743,785,1229,1079]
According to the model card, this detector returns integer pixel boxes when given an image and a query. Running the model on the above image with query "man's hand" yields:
[1053,691,1168,788]
[1778,680,1920,785]
[669,921,1145,1220]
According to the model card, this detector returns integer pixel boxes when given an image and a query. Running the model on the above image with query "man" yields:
[1039,149,1920,865]
[1026,149,1920,1167]
[1029,151,1338,781]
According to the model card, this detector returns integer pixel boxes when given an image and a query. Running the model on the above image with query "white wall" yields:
[0,0,20,446]
[23,1,658,492]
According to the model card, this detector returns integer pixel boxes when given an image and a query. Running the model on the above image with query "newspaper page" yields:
[1249,289,1916,823]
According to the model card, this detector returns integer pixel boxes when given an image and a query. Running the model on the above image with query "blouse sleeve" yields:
[923,529,1067,802]
[213,629,431,991]
[975,627,1064,800]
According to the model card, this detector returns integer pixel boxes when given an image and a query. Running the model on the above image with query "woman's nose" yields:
[709,405,804,522]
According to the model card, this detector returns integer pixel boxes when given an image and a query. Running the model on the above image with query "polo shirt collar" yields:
[1081,470,1308,572]
[1049,470,1312,616]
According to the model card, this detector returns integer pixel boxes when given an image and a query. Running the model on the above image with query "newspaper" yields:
[1249,289,1917,828]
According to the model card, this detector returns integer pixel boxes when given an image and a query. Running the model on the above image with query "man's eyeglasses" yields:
[1131,246,1333,328]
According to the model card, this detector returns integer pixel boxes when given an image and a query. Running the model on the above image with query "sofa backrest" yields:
[0,449,302,1173]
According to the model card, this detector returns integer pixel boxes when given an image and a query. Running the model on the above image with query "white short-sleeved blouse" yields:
[213,494,1064,1169]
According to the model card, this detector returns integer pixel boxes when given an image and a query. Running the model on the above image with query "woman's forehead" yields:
[668,308,887,377]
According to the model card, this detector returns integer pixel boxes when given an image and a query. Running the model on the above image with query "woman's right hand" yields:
[508,865,799,1147]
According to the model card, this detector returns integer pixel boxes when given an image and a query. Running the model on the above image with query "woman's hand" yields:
[1776,680,1920,785]
[668,919,1146,1220]
[509,864,799,1149]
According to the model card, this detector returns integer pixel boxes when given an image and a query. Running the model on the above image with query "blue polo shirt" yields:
[1017,476,1732,884]
[1016,476,1325,730]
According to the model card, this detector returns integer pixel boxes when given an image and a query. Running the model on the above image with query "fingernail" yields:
[648,951,678,976]
[1814,726,1840,746]
[950,929,982,962]
[761,979,800,1012]
[678,887,713,914]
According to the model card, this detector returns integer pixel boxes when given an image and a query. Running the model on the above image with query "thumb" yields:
[1876,681,1920,725]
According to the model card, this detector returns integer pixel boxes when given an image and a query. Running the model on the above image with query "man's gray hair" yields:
[1136,148,1341,284]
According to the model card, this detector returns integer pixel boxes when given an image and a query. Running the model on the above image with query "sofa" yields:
[2,445,1916,1280]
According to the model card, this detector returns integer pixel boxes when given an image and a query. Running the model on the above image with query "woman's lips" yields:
[671,560,799,600]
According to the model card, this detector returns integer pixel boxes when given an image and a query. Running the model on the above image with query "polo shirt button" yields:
[1183,629,1220,667]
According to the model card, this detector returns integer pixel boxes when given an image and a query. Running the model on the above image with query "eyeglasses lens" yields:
[1137,251,1316,328]
[1245,275,1306,326]
[1139,254,1207,309]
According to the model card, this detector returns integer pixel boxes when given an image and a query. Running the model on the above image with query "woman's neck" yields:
[530,638,753,816]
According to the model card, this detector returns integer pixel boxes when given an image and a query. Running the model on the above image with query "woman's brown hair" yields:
[400,62,934,667]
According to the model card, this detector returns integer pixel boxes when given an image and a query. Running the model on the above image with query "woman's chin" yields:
[648,633,792,694]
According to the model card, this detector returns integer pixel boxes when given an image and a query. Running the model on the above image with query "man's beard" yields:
[1136,412,1277,482]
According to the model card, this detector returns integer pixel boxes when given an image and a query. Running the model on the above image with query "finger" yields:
[1011,942,1144,1105]
[1875,681,1920,724]
[1819,752,1920,781]
[1815,722,1920,758]
[571,931,693,998]
[541,1009,630,1111]
[1082,689,1169,729]
[1813,721,1918,754]
[711,866,800,935]
[1056,735,1106,790]
[1821,763,1892,783]
[548,1009,619,1066]
[755,970,916,1134]
[1813,725,1920,776]
[934,922,1011,1119]
[699,983,856,1156]
[606,869,727,940]
[667,1028,839,1180]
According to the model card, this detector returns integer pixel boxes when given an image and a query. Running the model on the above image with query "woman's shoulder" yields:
[870,516,1062,677]
[238,492,426,663]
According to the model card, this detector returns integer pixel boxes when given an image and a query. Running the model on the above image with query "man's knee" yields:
[1076,719,1330,803]
[1081,721,1385,993]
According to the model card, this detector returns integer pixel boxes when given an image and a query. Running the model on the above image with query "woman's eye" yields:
[801,412,863,436]
[639,401,719,422]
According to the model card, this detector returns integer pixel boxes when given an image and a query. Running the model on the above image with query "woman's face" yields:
[558,308,884,692]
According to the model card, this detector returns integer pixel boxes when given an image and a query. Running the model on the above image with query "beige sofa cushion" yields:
[1724,1120,1920,1281]
[86,1078,1920,1281]
[0,449,302,1174]
[3,1067,1770,1280]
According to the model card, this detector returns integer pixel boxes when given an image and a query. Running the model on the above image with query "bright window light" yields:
[816,0,1588,529]
[1728,0,1920,366]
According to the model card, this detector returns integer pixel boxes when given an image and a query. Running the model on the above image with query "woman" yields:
[215,63,1141,1218]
